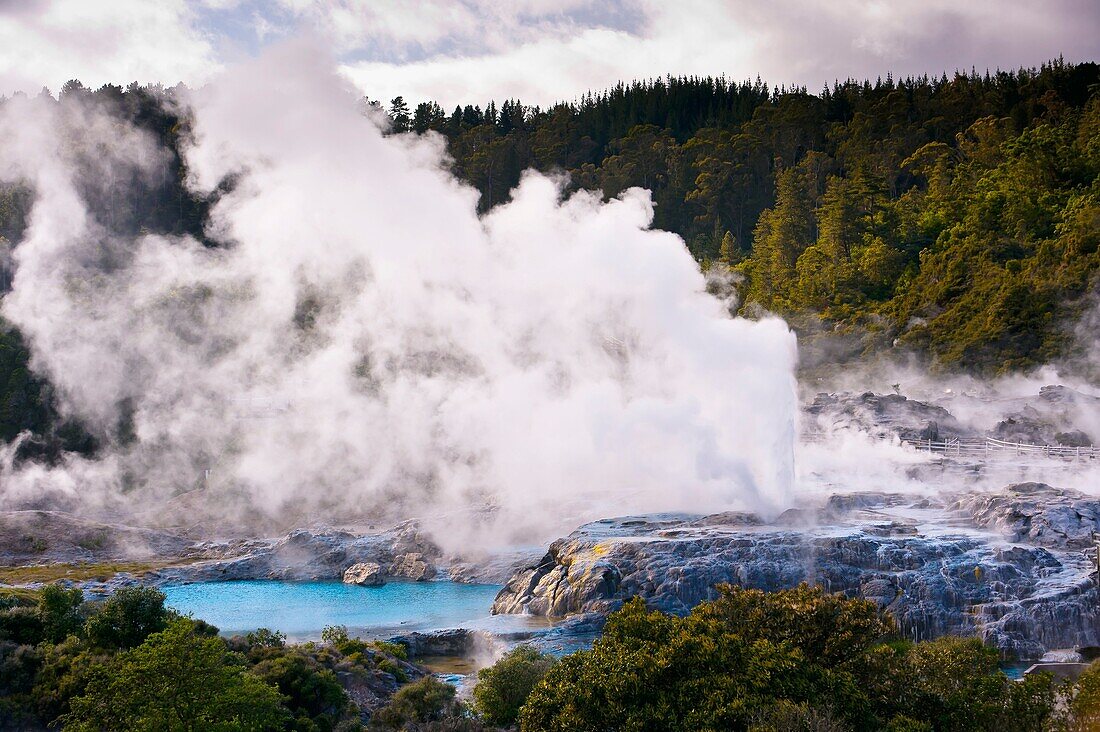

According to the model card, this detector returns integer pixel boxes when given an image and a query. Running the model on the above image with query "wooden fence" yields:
[902,436,1098,461]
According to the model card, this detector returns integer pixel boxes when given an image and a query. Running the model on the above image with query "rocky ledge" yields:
[491,483,1100,659]
[145,521,530,587]
[805,385,1097,446]
[144,521,446,585]
[0,511,533,596]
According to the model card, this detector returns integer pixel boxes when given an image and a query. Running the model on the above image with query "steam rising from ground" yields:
[0,42,797,549]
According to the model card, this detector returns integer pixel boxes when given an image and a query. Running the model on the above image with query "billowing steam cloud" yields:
[0,42,797,548]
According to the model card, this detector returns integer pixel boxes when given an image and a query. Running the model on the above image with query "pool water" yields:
[1000,663,1030,680]
[163,580,503,637]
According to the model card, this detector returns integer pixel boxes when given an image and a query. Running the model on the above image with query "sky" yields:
[0,0,1096,108]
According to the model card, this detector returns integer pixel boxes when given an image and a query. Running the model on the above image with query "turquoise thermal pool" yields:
[163,580,505,637]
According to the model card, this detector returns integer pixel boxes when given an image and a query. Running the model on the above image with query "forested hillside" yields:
[0,61,1097,456]
[402,59,1099,374]
[0,81,208,459]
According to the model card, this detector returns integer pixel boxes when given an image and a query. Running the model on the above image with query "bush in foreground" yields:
[473,646,556,728]
[62,618,289,730]
[6,581,1100,730]
[371,676,483,731]
[518,584,1057,732]
[0,584,414,729]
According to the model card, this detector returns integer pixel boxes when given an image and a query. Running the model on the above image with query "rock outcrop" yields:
[389,552,436,581]
[492,485,1100,658]
[333,652,428,718]
[343,562,386,586]
[149,521,446,585]
[806,392,972,442]
[389,628,474,658]
[1,511,535,596]
[0,510,193,566]
[952,482,1100,550]
[806,385,1098,447]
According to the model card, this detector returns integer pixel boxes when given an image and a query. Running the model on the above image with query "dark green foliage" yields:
[519,588,873,731]
[472,646,556,727]
[861,637,1057,731]
[1068,659,1100,730]
[322,624,408,665]
[83,585,170,650]
[32,636,113,723]
[36,584,83,643]
[0,605,43,645]
[246,626,288,648]
[230,624,423,730]
[0,638,42,726]
[885,717,933,732]
[0,585,431,728]
[736,98,1100,374]
[422,60,1099,374]
[322,624,359,652]
[0,640,40,695]
[0,582,81,648]
[253,650,349,730]
[62,618,290,731]
[370,676,479,731]
[369,640,409,661]
[519,584,1056,732]
[747,701,848,731]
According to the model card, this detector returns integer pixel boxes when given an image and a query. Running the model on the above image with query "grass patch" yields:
[0,586,41,605]
[369,640,409,660]
[0,559,189,585]
[76,531,108,550]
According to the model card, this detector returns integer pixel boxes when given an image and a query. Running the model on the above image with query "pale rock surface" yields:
[343,561,386,586]
[492,483,1100,658]
[389,552,436,581]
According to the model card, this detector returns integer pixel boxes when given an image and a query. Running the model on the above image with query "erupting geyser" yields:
[0,42,797,548]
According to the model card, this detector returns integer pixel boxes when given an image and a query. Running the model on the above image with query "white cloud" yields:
[267,0,625,60]
[0,0,220,95]
[0,0,1095,108]
[340,0,1100,107]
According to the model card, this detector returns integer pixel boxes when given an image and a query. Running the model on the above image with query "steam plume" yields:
[0,41,798,548]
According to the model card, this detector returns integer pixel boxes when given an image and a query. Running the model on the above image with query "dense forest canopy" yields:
[393,60,1099,376]
[0,60,1098,458]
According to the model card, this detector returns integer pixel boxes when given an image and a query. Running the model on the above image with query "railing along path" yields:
[903,436,1098,461]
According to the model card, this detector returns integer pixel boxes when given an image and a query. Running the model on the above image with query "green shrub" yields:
[252,648,352,729]
[0,605,44,645]
[885,716,934,732]
[519,584,1056,732]
[322,624,370,655]
[370,676,460,730]
[0,640,41,695]
[748,701,848,731]
[376,656,408,683]
[37,584,84,643]
[1069,660,1100,731]
[32,637,112,723]
[62,618,289,730]
[369,639,408,661]
[245,627,287,648]
[83,586,170,650]
[473,646,555,727]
